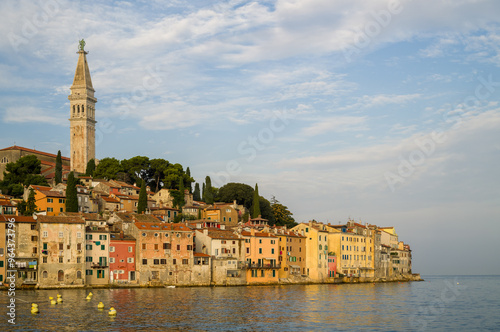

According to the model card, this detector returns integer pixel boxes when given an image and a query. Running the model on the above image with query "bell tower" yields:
[68,39,97,173]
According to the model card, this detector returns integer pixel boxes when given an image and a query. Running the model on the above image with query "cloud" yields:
[3,106,67,126]
[300,116,368,137]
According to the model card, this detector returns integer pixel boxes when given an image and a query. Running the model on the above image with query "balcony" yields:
[90,262,108,269]
[247,263,281,269]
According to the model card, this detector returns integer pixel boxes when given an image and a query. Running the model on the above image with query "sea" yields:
[1,275,499,331]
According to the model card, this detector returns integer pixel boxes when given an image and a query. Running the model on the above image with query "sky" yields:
[0,0,499,275]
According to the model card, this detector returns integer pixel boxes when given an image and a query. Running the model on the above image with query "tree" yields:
[193,183,201,201]
[202,183,206,202]
[251,183,261,218]
[217,183,254,209]
[137,181,147,214]
[121,156,150,185]
[85,158,96,177]
[271,199,296,228]
[150,158,170,192]
[25,188,37,216]
[65,172,78,212]
[178,179,185,207]
[259,196,274,225]
[55,150,62,184]
[0,155,48,197]
[93,157,122,180]
[186,167,193,193]
[204,176,214,204]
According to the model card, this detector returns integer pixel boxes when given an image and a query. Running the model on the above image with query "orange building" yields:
[240,229,279,284]
[29,185,66,216]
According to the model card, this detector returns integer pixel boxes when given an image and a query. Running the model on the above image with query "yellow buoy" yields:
[31,304,39,314]
[57,297,63,303]
[108,307,117,316]
[86,295,92,300]
[50,299,57,305]
[88,292,93,296]
[57,294,61,297]
[97,302,105,309]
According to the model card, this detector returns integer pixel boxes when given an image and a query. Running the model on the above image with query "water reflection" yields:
[2,280,486,331]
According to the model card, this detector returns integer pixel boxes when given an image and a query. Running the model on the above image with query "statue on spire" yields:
[79,39,86,51]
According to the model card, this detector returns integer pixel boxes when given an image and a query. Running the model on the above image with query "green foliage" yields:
[121,156,150,186]
[65,172,78,212]
[204,176,214,204]
[55,150,62,184]
[137,181,147,214]
[85,158,95,177]
[251,183,261,218]
[271,200,296,228]
[171,189,185,209]
[25,188,37,216]
[202,183,206,202]
[193,183,201,201]
[0,155,48,197]
[186,167,193,193]
[173,213,196,223]
[258,196,275,225]
[150,158,171,192]
[93,157,123,180]
[217,183,254,209]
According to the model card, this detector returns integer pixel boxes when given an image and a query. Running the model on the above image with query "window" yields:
[271,248,274,254]
[177,245,180,251]
[142,259,147,265]
[31,235,38,242]
[86,245,92,250]
[101,245,105,250]
[58,243,63,250]
[86,234,92,240]
[59,198,64,203]
[154,259,159,265]
[77,243,82,251]
[77,270,82,279]
[43,257,47,263]
[187,245,193,250]
[259,239,262,244]
[86,270,93,276]
[110,257,115,263]
[33,247,37,254]
[58,270,64,281]
[160,259,166,264]
[154,244,159,251]
[110,246,115,252]
[59,232,63,238]
[77,257,81,263]
[60,208,64,212]
[97,270,105,278]
[246,248,249,254]
[43,231,48,238]
[77,232,81,238]
[127,257,134,263]
[259,248,262,254]
[128,246,133,252]
[43,271,48,278]
[99,235,107,240]
[173,259,176,265]
[31,224,36,230]
[47,207,53,212]
[47,198,53,203]
[182,259,188,265]
[163,243,171,250]
[261,270,264,277]
[142,244,147,250]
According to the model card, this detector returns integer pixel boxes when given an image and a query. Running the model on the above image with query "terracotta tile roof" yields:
[133,222,192,232]
[0,215,35,223]
[110,232,136,241]
[31,185,53,191]
[0,146,70,161]
[200,228,240,240]
[39,190,66,198]
[102,196,120,203]
[194,252,211,257]
[240,231,277,238]
[37,215,84,224]
[61,212,106,221]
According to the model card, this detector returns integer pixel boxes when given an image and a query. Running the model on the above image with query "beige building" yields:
[68,42,96,173]
[37,215,86,288]
[85,225,110,285]
[8,216,39,287]
[292,222,329,282]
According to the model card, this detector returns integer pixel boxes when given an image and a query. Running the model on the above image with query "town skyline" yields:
[0,1,499,276]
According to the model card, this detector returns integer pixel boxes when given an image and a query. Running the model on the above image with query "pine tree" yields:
[137,181,147,214]
[251,183,261,218]
[55,150,62,184]
[86,159,96,177]
[193,183,201,201]
[65,172,78,212]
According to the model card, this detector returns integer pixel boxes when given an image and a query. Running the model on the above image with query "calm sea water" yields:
[1,275,499,331]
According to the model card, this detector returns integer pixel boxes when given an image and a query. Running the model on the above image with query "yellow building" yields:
[240,229,279,284]
[273,227,307,278]
[291,221,329,282]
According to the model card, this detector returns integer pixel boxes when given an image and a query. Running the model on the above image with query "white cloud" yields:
[300,116,368,137]
[3,106,67,126]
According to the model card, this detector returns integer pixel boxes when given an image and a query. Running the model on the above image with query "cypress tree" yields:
[55,150,62,184]
[65,172,78,212]
[86,159,96,177]
[186,167,192,193]
[25,188,37,216]
[178,179,185,207]
[137,181,147,214]
[202,183,206,202]
[251,183,261,218]
[205,176,214,204]
[193,183,201,201]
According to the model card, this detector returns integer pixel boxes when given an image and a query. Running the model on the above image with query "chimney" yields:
[120,231,124,239]
[203,228,208,236]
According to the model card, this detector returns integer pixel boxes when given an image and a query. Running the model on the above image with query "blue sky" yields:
[1,0,499,275]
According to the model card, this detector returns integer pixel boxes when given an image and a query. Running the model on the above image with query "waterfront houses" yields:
[85,225,110,285]
[239,229,280,284]
[272,227,307,279]
[292,222,329,281]
[37,215,86,288]
[194,228,246,285]
[9,216,38,287]
[109,231,137,283]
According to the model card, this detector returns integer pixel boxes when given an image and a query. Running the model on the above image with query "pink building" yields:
[109,232,136,283]
[328,254,337,278]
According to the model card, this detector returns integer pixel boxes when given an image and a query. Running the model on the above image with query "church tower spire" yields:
[68,39,96,173]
